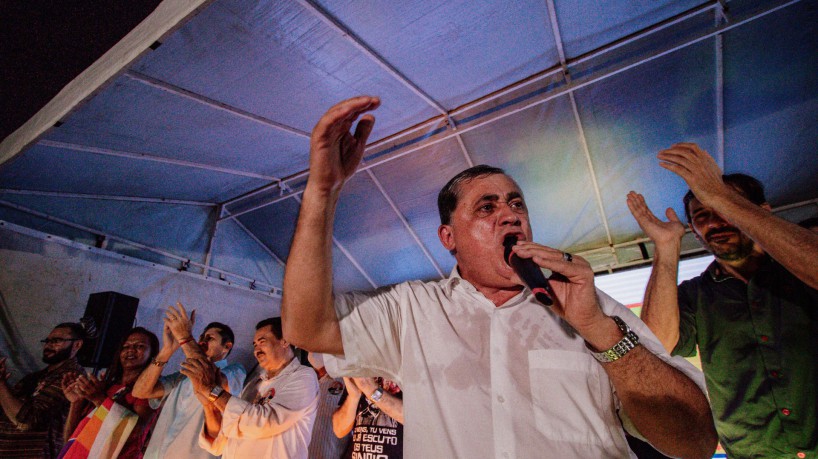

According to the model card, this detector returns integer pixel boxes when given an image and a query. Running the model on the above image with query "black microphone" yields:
[503,235,555,306]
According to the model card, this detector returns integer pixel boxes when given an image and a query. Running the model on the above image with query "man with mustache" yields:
[183,317,318,459]
[0,323,86,458]
[627,142,818,457]
[282,96,718,458]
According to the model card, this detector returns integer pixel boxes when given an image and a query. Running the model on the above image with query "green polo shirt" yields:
[675,257,818,458]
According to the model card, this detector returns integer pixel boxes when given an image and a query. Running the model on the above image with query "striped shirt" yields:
[0,358,85,458]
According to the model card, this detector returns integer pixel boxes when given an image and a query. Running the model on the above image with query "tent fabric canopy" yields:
[1,0,817,295]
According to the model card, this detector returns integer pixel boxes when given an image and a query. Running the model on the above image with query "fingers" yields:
[314,96,380,140]
[512,242,590,276]
[190,309,196,327]
[177,302,188,319]
[665,207,681,223]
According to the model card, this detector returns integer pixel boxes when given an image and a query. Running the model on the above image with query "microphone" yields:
[503,235,555,306]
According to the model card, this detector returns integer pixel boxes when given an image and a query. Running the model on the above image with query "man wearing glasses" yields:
[0,323,86,458]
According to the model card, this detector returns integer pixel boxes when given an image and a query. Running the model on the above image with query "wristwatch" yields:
[207,385,224,403]
[589,316,640,363]
[369,387,384,403]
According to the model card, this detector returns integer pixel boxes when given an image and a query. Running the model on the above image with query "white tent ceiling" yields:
[1,0,817,295]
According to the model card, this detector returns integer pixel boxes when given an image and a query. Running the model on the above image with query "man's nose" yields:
[498,203,521,225]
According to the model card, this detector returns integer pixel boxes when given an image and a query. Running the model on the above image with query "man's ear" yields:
[71,339,83,357]
[438,225,455,252]
[224,341,234,351]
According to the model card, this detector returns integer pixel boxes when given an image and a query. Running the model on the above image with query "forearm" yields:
[63,401,87,441]
[332,395,359,437]
[711,194,818,288]
[0,382,23,423]
[604,346,717,458]
[202,402,223,439]
[640,242,682,353]
[282,185,343,354]
[132,350,171,399]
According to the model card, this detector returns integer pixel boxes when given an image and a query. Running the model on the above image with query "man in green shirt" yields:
[627,142,818,457]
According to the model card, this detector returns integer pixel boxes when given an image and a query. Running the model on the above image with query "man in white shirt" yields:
[182,317,318,459]
[133,304,245,459]
[281,96,719,458]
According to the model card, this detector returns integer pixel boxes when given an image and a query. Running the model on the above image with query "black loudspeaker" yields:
[77,292,139,369]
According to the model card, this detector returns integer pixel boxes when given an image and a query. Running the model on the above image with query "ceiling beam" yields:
[0,188,214,207]
[0,198,279,293]
[545,0,616,262]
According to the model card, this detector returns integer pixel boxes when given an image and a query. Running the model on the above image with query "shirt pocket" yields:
[528,349,618,446]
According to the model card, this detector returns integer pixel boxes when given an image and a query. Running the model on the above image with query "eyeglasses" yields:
[40,338,80,345]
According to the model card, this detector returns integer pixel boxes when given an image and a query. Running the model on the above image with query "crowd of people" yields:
[1,96,816,458]
[0,305,405,459]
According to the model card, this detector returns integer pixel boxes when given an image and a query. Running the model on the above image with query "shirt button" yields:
[497,395,505,403]
[781,408,791,416]
[760,335,769,342]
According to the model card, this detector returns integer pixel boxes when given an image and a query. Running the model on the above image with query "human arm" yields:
[511,243,717,458]
[626,191,685,352]
[332,378,361,437]
[353,378,404,424]
[60,372,89,441]
[281,96,380,354]
[0,357,24,423]
[658,142,818,288]
[132,322,178,399]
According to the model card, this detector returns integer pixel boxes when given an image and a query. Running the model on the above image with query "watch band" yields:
[207,385,224,403]
[370,387,384,403]
[589,316,640,363]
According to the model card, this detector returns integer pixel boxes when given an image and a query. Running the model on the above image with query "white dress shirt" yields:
[325,268,707,458]
[199,358,319,459]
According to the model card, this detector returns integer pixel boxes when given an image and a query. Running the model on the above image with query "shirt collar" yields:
[445,265,529,307]
[259,356,298,382]
[705,254,773,283]
[214,359,229,369]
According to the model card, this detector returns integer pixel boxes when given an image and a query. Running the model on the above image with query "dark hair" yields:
[104,327,159,388]
[255,317,283,339]
[438,165,507,225]
[799,216,818,229]
[683,173,766,223]
[54,322,88,341]
[203,322,235,346]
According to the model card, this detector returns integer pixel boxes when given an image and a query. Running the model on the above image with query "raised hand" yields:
[626,191,685,245]
[343,377,362,399]
[308,96,380,194]
[60,372,83,403]
[76,373,107,406]
[657,143,731,206]
[165,302,196,342]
